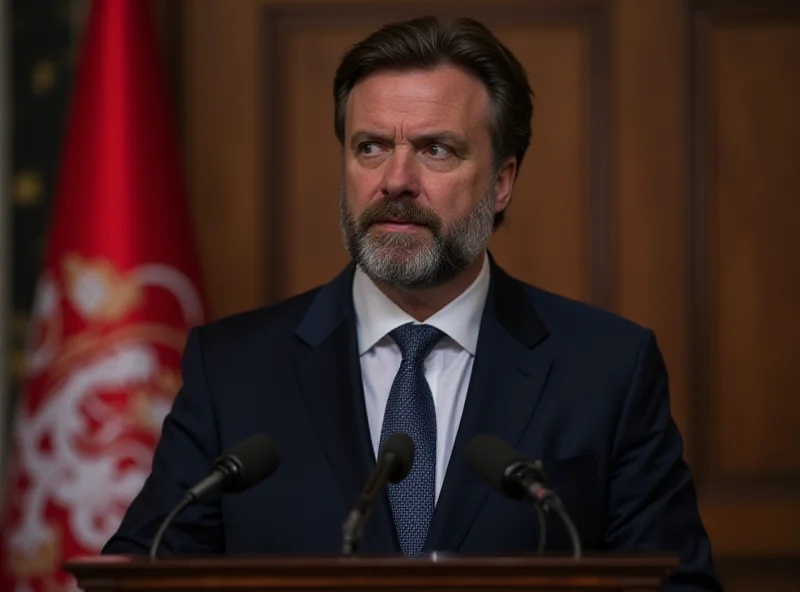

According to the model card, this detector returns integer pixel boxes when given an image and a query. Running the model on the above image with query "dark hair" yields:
[333,16,534,226]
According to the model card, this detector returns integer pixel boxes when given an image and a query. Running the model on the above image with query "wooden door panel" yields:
[687,0,800,584]
[280,23,362,298]
[487,25,591,304]
[616,0,689,441]
[184,0,262,319]
[709,21,800,475]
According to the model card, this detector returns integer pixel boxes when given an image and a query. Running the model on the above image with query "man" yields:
[104,16,722,591]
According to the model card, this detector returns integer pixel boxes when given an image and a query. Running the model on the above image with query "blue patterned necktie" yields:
[379,322,444,557]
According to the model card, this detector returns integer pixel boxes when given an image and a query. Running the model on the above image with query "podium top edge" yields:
[64,553,678,574]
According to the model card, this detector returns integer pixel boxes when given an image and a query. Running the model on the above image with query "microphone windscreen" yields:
[218,434,280,493]
[465,434,521,494]
[380,433,415,483]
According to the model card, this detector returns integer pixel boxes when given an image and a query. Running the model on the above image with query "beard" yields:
[339,187,496,290]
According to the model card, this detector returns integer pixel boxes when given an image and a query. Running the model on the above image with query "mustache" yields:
[357,198,442,231]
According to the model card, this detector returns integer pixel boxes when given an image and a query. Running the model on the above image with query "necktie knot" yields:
[389,323,445,364]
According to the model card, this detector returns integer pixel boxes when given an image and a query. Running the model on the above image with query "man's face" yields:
[339,65,515,289]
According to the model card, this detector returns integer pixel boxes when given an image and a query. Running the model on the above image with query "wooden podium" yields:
[64,554,677,591]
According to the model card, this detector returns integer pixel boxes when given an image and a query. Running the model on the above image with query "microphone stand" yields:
[546,494,582,559]
[534,503,546,554]
[341,452,397,555]
[511,460,582,558]
[149,494,193,559]
[526,484,582,558]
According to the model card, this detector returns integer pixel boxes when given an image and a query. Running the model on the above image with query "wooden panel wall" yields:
[686,2,800,588]
[705,8,800,476]
[183,0,262,320]
[176,0,800,589]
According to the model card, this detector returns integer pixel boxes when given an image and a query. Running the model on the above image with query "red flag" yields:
[1,1,205,590]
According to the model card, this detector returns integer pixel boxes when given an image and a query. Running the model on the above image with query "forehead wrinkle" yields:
[346,66,492,148]
[359,104,476,139]
[361,99,462,123]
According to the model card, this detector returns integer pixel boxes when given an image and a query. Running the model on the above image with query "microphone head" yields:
[466,434,540,500]
[214,434,280,493]
[380,433,415,483]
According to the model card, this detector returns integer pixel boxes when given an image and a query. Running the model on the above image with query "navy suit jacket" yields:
[103,259,721,591]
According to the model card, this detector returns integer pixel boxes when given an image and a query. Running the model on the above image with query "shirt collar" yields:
[352,252,490,356]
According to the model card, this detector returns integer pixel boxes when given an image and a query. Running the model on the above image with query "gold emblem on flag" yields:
[63,254,143,321]
[6,524,60,581]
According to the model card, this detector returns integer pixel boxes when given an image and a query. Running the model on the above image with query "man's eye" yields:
[359,142,384,156]
[425,144,453,159]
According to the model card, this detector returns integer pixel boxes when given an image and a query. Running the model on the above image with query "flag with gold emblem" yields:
[0,0,206,590]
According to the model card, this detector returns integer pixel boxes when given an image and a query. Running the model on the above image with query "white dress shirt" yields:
[352,252,491,502]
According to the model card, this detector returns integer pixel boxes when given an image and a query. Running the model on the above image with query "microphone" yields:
[341,432,414,555]
[466,434,582,558]
[149,434,280,559]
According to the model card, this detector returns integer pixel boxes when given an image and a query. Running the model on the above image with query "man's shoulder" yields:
[512,276,651,349]
[194,284,323,351]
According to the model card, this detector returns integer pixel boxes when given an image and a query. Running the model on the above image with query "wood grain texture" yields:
[700,497,800,554]
[184,0,262,319]
[487,24,592,304]
[715,556,800,592]
[686,3,800,587]
[63,555,677,591]
[278,22,366,300]
[688,0,800,482]
[709,21,800,475]
[615,0,688,445]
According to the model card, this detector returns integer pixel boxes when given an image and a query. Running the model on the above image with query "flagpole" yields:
[0,0,11,500]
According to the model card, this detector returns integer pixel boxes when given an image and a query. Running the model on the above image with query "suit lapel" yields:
[423,262,553,553]
[293,266,399,553]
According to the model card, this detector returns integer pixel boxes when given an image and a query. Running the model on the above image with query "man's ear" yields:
[493,157,517,215]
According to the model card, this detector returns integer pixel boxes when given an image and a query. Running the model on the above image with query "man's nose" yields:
[380,148,421,199]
